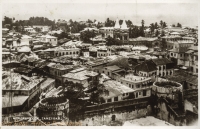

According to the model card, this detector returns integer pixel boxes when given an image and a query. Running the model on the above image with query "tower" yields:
[113,18,129,44]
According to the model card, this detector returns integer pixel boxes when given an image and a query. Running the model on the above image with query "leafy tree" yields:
[141,20,145,28]
[150,23,155,33]
[126,20,132,27]
[105,18,115,27]
[163,22,167,28]
[160,20,163,28]
[177,23,182,28]
[154,22,158,29]
[119,19,123,25]
[63,80,86,120]
[161,30,165,37]
[106,36,122,46]
[155,30,159,36]
[80,29,96,43]
[161,38,167,50]
[172,24,176,27]
[88,75,109,104]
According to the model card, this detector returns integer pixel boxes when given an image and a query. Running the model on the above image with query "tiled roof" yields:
[135,60,157,72]
[107,57,130,69]
[152,58,172,65]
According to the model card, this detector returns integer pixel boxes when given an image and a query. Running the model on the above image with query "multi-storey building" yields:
[99,27,114,38]
[62,68,99,88]
[183,45,198,75]
[54,46,80,57]
[48,63,74,85]
[113,18,129,43]
[152,58,174,77]
[2,73,55,114]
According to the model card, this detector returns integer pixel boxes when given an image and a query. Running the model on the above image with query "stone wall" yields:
[79,108,150,126]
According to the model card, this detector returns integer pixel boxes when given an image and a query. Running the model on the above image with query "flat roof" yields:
[40,78,55,90]
[120,74,151,83]
[2,96,29,108]
[62,70,98,80]
[103,80,135,99]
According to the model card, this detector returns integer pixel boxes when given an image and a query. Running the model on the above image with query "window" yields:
[139,92,141,95]
[129,84,131,88]
[171,53,173,56]
[180,54,182,57]
[54,39,56,41]
[196,68,198,73]
[50,39,51,41]
[107,99,111,102]
[114,97,118,102]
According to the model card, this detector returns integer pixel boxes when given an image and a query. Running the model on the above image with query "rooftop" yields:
[48,63,73,70]
[40,78,55,90]
[62,69,98,80]
[2,73,44,91]
[104,65,121,71]
[103,80,135,99]
[135,60,157,72]
[120,74,151,83]
[2,96,29,108]
[152,58,172,65]
[129,37,158,42]
[154,81,181,88]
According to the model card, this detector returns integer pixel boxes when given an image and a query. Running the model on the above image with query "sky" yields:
[2,2,199,27]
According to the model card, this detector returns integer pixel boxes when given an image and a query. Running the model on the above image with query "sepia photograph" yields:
[1,0,199,126]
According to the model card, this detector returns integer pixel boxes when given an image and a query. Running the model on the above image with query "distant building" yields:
[24,27,35,33]
[48,63,74,85]
[129,37,159,48]
[2,73,54,114]
[40,35,57,46]
[62,68,99,88]
[119,74,152,99]
[102,80,135,103]
[113,18,129,43]
[54,46,80,57]
[99,27,114,38]
[135,60,157,79]
[97,47,112,57]
[152,58,174,77]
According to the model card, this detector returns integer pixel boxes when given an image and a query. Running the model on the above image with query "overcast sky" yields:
[2,2,199,27]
